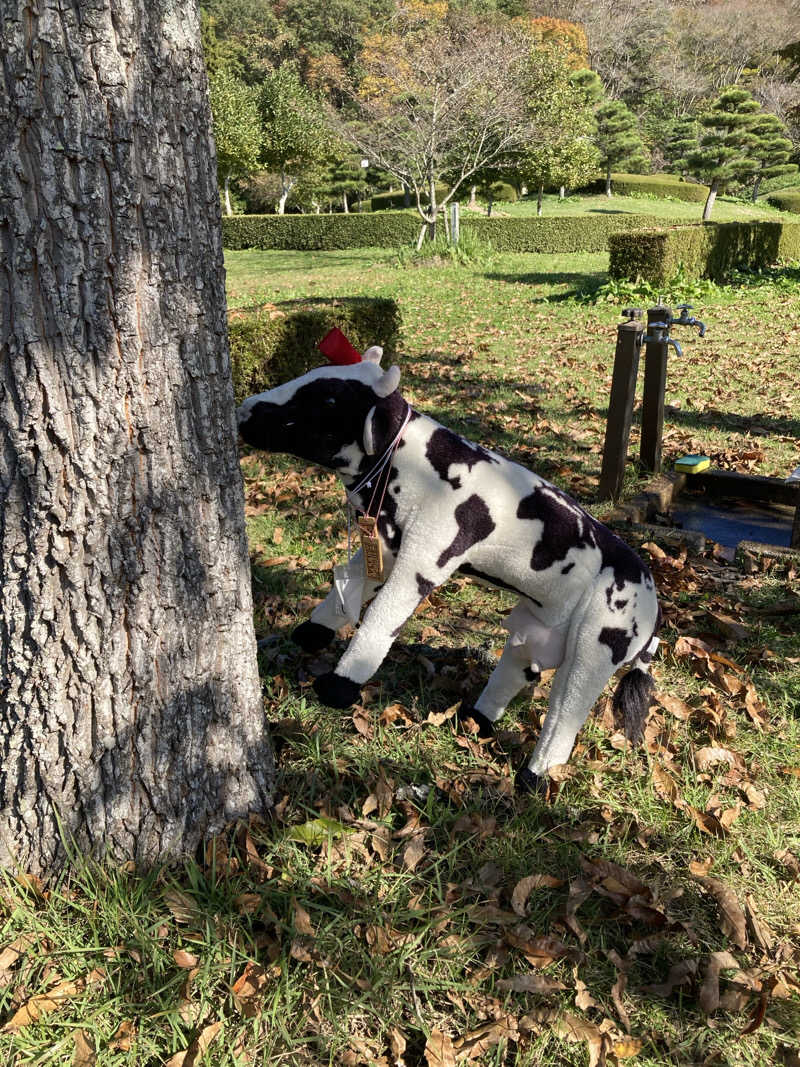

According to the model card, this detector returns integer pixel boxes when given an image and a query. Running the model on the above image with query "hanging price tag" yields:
[357,514,384,581]
[333,561,365,625]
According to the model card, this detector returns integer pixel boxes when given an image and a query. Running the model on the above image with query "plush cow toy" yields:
[238,331,660,793]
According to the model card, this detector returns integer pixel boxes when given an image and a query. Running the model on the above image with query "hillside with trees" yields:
[200,0,800,219]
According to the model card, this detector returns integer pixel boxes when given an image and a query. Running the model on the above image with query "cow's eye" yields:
[325,396,337,406]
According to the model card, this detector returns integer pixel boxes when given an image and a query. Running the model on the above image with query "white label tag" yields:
[333,562,365,626]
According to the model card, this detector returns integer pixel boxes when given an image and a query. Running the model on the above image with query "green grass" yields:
[1,238,798,1065]
[474,190,793,223]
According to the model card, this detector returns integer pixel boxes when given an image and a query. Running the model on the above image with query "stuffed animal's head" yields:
[237,344,402,472]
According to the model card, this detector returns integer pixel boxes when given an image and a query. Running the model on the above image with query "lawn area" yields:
[496,191,793,224]
[0,236,798,1066]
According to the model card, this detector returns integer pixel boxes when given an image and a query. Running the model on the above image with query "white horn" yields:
[374,365,400,398]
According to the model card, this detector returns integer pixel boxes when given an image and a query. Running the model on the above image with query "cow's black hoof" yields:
[313,671,361,709]
[457,703,496,739]
[292,620,335,653]
[515,766,548,796]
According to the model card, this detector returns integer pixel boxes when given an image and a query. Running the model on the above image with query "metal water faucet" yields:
[643,321,683,357]
[673,303,707,337]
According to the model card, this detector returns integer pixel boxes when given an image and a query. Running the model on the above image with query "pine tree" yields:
[663,115,698,176]
[686,87,761,220]
[749,111,798,201]
[595,100,649,196]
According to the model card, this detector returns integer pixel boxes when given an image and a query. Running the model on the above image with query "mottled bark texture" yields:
[0,0,274,875]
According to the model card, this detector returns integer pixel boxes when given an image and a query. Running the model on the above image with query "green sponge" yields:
[675,454,711,473]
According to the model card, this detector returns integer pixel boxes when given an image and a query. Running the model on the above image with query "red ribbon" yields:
[318,327,362,365]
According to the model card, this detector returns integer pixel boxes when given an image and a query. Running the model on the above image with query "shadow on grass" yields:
[483,270,606,303]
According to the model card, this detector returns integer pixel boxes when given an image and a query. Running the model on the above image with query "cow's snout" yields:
[237,397,283,451]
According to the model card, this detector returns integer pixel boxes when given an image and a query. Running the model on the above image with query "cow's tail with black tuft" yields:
[613,626,660,745]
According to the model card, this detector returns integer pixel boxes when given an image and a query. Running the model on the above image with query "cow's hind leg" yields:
[458,636,537,739]
[516,607,620,792]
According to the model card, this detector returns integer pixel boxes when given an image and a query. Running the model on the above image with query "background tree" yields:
[686,87,761,219]
[0,0,274,876]
[662,114,699,176]
[517,48,600,213]
[341,12,535,239]
[594,99,649,195]
[260,64,335,214]
[748,110,798,200]
[209,69,262,215]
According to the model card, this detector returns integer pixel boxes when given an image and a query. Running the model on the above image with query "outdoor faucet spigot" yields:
[622,307,642,321]
[643,321,681,355]
[673,303,706,337]
[666,337,683,357]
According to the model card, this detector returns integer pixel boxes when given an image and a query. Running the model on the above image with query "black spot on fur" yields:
[524,666,541,683]
[436,495,496,568]
[599,626,631,665]
[416,573,435,600]
[457,563,542,606]
[615,599,628,610]
[561,562,575,574]
[517,484,651,588]
[425,427,498,489]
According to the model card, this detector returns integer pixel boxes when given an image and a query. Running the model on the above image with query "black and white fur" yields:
[238,349,660,792]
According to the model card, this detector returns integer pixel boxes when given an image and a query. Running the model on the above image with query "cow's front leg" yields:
[313,555,449,709]
[292,549,391,652]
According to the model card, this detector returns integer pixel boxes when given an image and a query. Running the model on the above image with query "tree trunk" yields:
[487,196,493,218]
[468,185,477,208]
[537,184,544,217]
[224,173,233,217]
[752,175,762,202]
[559,185,566,200]
[702,179,719,221]
[342,193,349,213]
[606,168,612,197]
[428,174,437,240]
[0,0,274,876]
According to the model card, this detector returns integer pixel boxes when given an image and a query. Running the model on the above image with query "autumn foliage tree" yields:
[339,5,538,238]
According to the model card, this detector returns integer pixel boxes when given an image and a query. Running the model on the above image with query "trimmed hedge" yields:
[222,210,674,254]
[228,297,402,403]
[578,172,710,204]
[467,213,674,253]
[608,220,800,284]
[486,182,518,203]
[222,212,421,250]
[371,185,449,211]
[766,191,800,213]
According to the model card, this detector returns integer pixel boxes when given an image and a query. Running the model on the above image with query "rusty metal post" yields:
[640,304,672,473]
[598,311,644,500]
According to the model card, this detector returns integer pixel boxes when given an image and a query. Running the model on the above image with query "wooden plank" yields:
[598,319,643,500]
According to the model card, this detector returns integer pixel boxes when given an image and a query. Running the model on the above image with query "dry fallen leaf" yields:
[424,1028,456,1067]
[232,961,270,1018]
[173,949,199,970]
[497,974,566,994]
[694,876,747,949]
[3,977,83,1032]
[402,832,428,873]
[510,873,563,917]
[454,1017,517,1061]
[164,1021,222,1067]
[292,897,315,937]
[73,1029,96,1067]
[699,950,739,1014]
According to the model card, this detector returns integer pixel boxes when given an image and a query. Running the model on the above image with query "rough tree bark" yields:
[0,0,274,876]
